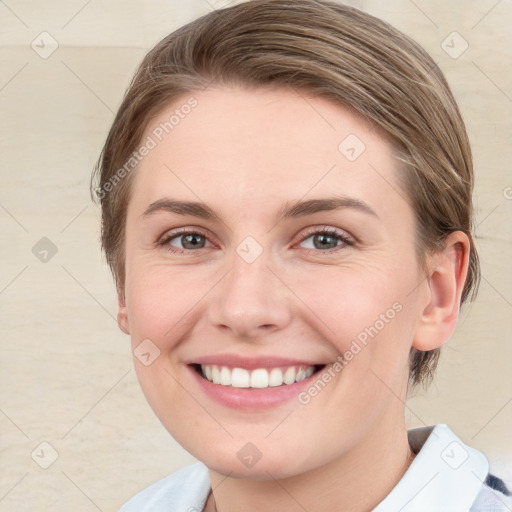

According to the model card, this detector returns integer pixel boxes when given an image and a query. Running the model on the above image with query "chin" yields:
[196,442,321,481]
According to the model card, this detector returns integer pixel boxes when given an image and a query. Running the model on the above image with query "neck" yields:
[206,416,415,512]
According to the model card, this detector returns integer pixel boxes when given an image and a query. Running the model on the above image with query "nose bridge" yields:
[208,240,291,338]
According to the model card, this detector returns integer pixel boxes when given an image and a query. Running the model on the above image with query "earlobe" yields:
[117,286,130,335]
[412,231,470,352]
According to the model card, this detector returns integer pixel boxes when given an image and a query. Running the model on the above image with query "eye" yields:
[158,229,213,254]
[297,227,353,252]
[157,226,354,255]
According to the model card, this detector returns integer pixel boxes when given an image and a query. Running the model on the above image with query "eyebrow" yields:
[141,195,379,223]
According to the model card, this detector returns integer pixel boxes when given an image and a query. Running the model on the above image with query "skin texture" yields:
[117,86,470,512]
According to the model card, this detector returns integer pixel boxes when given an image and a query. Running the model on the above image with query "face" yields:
[119,86,430,479]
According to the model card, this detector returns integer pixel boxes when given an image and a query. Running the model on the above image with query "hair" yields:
[91,0,480,389]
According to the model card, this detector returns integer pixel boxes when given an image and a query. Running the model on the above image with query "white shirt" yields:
[119,424,511,511]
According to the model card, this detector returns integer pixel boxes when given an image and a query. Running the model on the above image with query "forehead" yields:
[129,86,409,219]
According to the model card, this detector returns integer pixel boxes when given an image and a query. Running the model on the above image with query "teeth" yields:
[232,367,250,388]
[199,364,316,388]
[283,367,296,385]
[250,368,268,388]
[220,366,231,386]
[269,368,283,387]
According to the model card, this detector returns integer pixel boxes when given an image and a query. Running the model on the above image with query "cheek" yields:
[126,281,171,345]
[298,266,403,340]
[124,264,213,349]
[295,263,418,379]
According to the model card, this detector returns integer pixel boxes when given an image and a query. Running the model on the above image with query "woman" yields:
[91,0,511,510]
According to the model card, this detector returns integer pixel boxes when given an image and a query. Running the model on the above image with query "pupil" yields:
[183,234,204,249]
[315,234,336,249]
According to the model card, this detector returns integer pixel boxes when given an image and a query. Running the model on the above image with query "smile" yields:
[188,358,330,410]
[197,364,322,389]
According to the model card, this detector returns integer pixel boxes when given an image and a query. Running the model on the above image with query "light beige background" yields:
[0,0,511,510]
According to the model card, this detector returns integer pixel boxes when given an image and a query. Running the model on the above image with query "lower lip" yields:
[187,365,323,411]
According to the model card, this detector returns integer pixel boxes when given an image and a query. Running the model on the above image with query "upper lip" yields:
[187,354,328,370]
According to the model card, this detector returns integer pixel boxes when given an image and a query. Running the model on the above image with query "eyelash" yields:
[158,227,354,256]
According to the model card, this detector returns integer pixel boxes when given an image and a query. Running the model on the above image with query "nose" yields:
[208,252,292,340]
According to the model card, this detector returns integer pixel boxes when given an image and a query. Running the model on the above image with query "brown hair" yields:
[91,0,480,388]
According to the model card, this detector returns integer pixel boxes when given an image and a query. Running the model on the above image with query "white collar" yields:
[121,424,491,512]
[373,424,489,511]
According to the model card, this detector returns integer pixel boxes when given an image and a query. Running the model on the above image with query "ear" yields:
[412,231,470,351]
[117,285,130,335]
